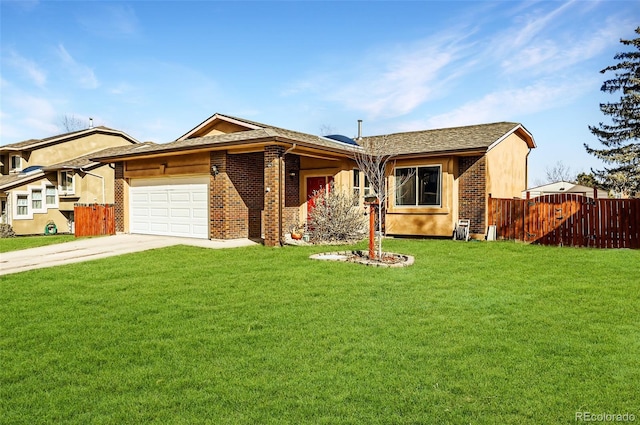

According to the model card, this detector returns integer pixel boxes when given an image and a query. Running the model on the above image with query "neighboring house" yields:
[93,113,535,246]
[0,127,139,235]
[524,181,608,199]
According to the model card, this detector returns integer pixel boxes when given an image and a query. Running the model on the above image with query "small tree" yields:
[307,183,366,243]
[544,161,575,183]
[585,27,640,198]
[59,114,86,132]
[353,135,413,258]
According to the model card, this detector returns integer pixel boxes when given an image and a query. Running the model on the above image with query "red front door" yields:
[306,176,333,217]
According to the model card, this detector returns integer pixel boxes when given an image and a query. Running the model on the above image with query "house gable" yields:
[177,113,264,140]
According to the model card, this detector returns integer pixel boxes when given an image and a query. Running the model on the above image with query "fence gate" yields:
[74,204,116,237]
[488,194,640,249]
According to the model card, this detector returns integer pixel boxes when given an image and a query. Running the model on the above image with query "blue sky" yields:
[1,0,638,184]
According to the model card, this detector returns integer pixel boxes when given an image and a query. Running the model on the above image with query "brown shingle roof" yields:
[92,115,534,162]
[361,122,533,156]
[92,127,360,161]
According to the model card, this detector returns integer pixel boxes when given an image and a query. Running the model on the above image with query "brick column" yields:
[264,146,285,246]
[210,151,228,239]
[114,162,125,233]
[458,156,487,235]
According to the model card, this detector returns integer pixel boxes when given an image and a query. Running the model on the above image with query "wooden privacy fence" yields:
[74,204,116,237]
[488,194,640,249]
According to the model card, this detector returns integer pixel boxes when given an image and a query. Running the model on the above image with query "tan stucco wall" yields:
[385,156,456,237]
[75,165,116,204]
[8,176,71,234]
[22,133,133,168]
[8,165,117,235]
[486,133,530,198]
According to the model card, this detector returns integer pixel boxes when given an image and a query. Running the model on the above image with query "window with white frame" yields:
[395,165,441,207]
[32,189,42,210]
[10,155,21,172]
[16,194,28,216]
[59,171,74,194]
[46,186,56,206]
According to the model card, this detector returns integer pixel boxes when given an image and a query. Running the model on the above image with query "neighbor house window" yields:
[16,195,28,216]
[10,155,21,172]
[32,189,42,210]
[60,171,74,194]
[46,186,56,205]
[395,166,441,207]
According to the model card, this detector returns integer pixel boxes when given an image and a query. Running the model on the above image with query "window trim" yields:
[45,185,57,206]
[59,170,75,195]
[10,155,21,173]
[394,165,442,208]
[31,188,43,211]
[14,192,30,218]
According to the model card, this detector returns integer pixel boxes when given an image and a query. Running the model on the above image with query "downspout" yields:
[80,168,105,204]
[279,144,297,245]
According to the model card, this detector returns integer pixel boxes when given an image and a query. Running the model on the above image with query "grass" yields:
[1,239,638,424]
[0,234,76,253]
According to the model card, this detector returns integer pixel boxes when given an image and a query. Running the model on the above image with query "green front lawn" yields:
[0,234,76,253]
[1,239,638,424]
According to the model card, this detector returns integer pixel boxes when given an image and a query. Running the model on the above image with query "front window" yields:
[46,186,56,205]
[60,171,74,194]
[395,166,441,207]
[32,189,42,210]
[16,195,28,216]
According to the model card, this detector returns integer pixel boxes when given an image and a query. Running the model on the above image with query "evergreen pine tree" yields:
[585,27,640,197]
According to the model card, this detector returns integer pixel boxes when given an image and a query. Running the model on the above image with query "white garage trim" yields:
[129,176,209,239]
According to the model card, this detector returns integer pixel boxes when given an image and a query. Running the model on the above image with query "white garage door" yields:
[130,177,209,239]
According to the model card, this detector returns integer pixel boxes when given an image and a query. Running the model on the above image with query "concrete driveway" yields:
[0,234,258,276]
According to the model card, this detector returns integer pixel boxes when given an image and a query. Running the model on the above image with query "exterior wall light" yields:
[211,165,219,176]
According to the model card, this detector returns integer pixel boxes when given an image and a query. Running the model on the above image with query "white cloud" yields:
[286,31,475,119]
[500,15,628,76]
[0,83,59,144]
[423,78,594,129]
[56,44,99,89]
[4,49,47,87]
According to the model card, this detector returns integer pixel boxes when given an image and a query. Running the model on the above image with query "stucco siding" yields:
[486,133,530,199]
[24,133,133,169]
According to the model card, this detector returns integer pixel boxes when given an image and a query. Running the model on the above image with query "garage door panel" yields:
[170,208,190,218]
[130,178,209,239]
[151,208,169,217]
[193,208,208,219]
[150,192,169,202]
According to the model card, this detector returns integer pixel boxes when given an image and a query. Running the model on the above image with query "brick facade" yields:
[283,154,301,232]
[458,156,487,234]
[228,152,264,238]
[263,146,285,246]
[114,162,125,233]
[209,151,266,239]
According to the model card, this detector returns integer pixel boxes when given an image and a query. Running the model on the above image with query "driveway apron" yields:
[0,234,256,276]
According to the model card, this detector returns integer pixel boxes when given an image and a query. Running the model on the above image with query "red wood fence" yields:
[488,194,640,248]
[74,204,116,237]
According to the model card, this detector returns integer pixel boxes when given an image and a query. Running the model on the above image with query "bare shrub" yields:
[308,183,367,244]
[0,224,16,238]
